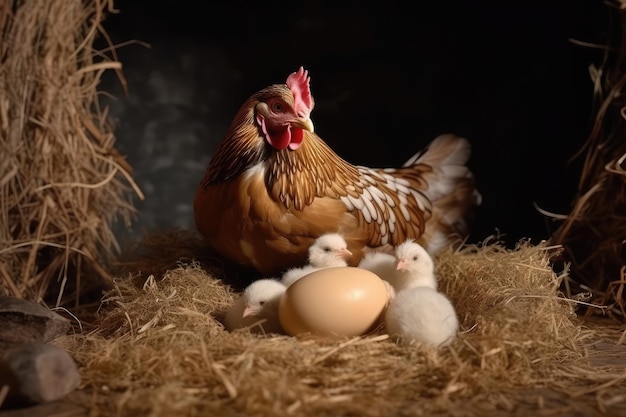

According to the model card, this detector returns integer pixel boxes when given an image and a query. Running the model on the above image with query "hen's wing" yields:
[340,134,478,253]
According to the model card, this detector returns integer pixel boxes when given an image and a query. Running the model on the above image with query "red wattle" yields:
[288,128,304,150]
[258,115,290,150]
[267,128,291,150]
[257,115,303,151]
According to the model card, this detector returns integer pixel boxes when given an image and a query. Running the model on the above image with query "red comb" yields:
[286,66,313,117]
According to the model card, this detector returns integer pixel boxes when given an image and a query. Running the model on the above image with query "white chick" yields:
[223,278,286,334]
[384,286,459,347]
[358,239,437,293]
[356,251,398,300]
[281,233,353,287]
[393,240,437,291]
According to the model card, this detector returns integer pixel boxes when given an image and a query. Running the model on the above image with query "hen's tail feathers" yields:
[408,134,482,254]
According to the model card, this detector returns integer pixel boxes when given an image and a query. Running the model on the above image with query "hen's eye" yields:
[272,102,284,112]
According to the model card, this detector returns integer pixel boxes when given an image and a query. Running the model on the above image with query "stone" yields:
[0,343,81,407]
[0,296,71,344]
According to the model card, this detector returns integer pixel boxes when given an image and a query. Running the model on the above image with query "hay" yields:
[54,235,618,417]
[0,0,142,307]
[549,3,626,319]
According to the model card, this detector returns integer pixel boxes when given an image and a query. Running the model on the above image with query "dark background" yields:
[98,0,614,249]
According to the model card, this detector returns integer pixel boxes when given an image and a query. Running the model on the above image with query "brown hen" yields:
[193,67,481,276]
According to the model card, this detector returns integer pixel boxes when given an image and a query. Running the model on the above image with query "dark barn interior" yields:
[99,0,606,249]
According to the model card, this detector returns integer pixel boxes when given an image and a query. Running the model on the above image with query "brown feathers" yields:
[268,134,362,210]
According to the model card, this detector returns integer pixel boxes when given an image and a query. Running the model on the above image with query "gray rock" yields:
[0,343,81,406]
[0,296,71,345]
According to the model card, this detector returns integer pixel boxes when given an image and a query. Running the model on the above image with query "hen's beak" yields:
[291,116,314,133]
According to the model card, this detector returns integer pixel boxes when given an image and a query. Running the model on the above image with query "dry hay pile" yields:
[54,234,623,417]
[0,0,142,307]
[550,1,626,320]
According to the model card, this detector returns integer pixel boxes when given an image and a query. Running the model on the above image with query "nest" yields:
[53,232,624,417]
[549,1,626,320]
[0,0,142,307]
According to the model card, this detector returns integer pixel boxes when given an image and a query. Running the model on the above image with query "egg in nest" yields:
[278,266,389,337]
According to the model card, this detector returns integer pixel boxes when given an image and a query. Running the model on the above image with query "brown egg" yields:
[278,266,389,337]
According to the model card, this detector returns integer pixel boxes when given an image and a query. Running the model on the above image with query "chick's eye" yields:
[324,247,331,252]
[259,301,266,306]
[413,256,419,261]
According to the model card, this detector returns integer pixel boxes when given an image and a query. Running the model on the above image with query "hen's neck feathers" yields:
[201,95,269,186]
[267,133,361,210]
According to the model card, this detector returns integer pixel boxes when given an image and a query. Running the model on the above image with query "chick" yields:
[384,286,459,347]
[358,239,437,293]
[393,240,437,291]
[223,278,286,334]
[281,233,353,287]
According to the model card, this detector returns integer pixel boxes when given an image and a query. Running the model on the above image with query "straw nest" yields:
[0,0,142,307]
[548,1,626,320]
[50,231,624,417]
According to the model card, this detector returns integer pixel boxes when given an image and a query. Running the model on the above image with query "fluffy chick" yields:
[384,286,459,347]
[281,233,352,286]
[358,239,437,293]
[223,278,286,334]
[393,240,437,290]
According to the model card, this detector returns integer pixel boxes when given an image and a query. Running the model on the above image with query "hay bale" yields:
[0,0,142,307]
[55,235,609,417]
[550,4,626,319]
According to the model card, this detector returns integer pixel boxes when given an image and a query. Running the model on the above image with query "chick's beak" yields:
[396,259,408,271]
[340,248,353,259]
[291,116,314,133]
[242,305,259,318]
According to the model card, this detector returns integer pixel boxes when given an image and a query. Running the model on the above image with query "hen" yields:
[194,67,481,276]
